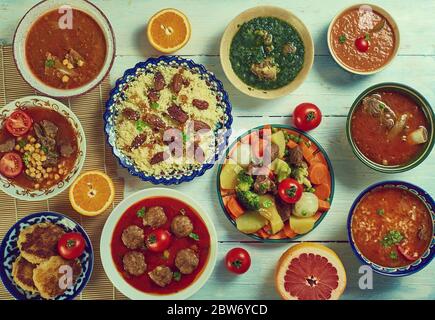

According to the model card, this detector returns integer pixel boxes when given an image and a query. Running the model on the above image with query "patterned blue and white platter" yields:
[0,212,93,300]
[348,181,435,277]
[104,55,233,185]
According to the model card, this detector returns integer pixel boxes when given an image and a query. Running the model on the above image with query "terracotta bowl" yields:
[327,3,400,75]
[220,6,314,99]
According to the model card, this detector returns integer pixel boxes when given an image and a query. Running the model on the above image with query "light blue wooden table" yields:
[0,0,434,300]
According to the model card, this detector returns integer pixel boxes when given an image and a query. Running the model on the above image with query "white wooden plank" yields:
[1,0,435,56]
[111,55,435,117]
[191,242,435,300]
[122,116,435,242]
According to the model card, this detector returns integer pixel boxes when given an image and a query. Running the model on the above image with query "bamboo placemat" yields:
[0,46,127,300]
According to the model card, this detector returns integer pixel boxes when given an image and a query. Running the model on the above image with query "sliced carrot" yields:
[300,141,316,162]
[226,196,245,218]
[287,139,298,149]
[269,230,287,239]
[308,162,329,185]
[307,152,326,166]
[257,229,270,239]
[318,200,331,211]
[284,223,298,238]
[313,211,323,221]
[314,183,331,200]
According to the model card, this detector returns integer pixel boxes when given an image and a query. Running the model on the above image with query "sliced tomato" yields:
[397,245,417,262]
[5,111,33,137]
[0,153,23,178]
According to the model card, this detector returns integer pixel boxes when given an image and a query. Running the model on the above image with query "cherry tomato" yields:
[0,152,23,178]
[57,233,86,260]
[293,103,322,131]
[5,111,33,137]
[278,178,303,204]
[146,229,172,253]
[355,36,369,52]
[225,248,251,274]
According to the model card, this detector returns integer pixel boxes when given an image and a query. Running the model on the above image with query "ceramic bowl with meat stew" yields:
[347,83,434,173]
[348,181,434,276]
[217,124,334,242]
[13,0,116,98]
[328,4,400,75]
[100,188,217,300]
[105,55,232,185]
[0,96,86,201]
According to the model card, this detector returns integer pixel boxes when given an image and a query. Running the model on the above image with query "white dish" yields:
[13,0,116,98]
[0,96,86,201]
[100,188,218,300]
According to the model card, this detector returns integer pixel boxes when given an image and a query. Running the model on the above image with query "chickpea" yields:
[47,167,52,173]
[59,169,64,175]
[14,145,20,151]
[25,169,30,175]
[34,184,40,190]
[62,59,69,66]
[62,75,70,83]
[54,174,60,180]
[37,165,43,171]
[77,60,84,67]
[35,143,41,149]
[30,172,36,178]
[36,161,42,166]
[43,173,49,179]
[41,155,47,162]
[30,167,35,173]
[29,137,36,144]
[36,173,42,179]
[27,135,32,140]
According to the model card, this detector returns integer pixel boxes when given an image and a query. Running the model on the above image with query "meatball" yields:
[171,215,193,238]
[148,266,173,287]
[121,225,144,250]
[143,206,167,228]
[123,251,147,276]
[175,248,199,275]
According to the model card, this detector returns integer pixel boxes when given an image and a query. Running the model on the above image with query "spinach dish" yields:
[230,17,305,90]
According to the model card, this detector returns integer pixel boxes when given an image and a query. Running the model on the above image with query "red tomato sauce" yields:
[25,9,107,89]
[111,196,211,295]
[351,90,429,166]
[351,187,432,267]
[0,107,79,190]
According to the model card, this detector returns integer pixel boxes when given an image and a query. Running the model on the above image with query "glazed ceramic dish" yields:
[13,0,115,98]
[100,188,218,300]
[220,6,314,99]
[0,96,86,201]
[0,212,94,300]
[104,55,232,185]
[327,3,400,75]
[217,124,335,242]
[347,83,434,173]
[348,181,434,276]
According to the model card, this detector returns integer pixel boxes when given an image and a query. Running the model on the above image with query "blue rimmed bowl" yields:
[0,212,94,300]
[104,56,233,185]
[347,181,435,277]
[216,124,335,242]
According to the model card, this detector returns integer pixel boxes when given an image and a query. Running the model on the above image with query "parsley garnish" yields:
[390,251,398,260]
[189,232,200,241]
[136,207,146,218]
[376,209,385,216]
[339,34,346,44]
[150,102,159,110]
[45,59,55,68]
[18,139,27,148]
[135,119,148,132]
[381,230,404,248]
[173,272,181,281]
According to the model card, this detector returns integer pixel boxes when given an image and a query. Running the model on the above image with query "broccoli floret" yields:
[291,166,308,184]
[237,170,254,186]
[236,187,260,211]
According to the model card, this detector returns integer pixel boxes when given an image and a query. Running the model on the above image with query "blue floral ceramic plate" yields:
[104,56,233,185]
[348,181,435,277]
[0,212,93,300]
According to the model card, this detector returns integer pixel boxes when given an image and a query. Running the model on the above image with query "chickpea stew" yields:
[0,107,79,190]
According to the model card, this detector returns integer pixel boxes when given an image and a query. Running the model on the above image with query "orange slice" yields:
[69,170,115,216]
[275,243,347,300]
[147,8,191,53]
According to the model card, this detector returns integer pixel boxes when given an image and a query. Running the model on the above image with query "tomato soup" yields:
[111,197,211,295]
[330,7,396,72]
[25,9,107,89]
[351,90,429,166]
[351,187,432,267]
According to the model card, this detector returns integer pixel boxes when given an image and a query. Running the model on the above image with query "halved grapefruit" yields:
[275,243,346,300]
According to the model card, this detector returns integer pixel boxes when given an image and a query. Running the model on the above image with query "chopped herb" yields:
[376,209,385,216]
[381,230,404,248]
[379,103,386,110]
[150,102,159,110]
[45,59,55,68]
[189,232,200,241]
[173,272,181,281]
[23,153,30,166]
[259,183,268,193]
[18,139,27,148]
[390,251,398,260]
[339,34,347,43]
[135,119,148,132]
[262,199,273,208]
[364,33,371,41]
[182,132,189,143]
[171,95,177,101]
[41,146,48,154]
[136,207,146,218]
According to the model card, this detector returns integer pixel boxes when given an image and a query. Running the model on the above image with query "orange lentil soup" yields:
[351,187,432,267]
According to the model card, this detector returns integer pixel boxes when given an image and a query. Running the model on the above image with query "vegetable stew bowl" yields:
[220,6,314,99]
[216,124,335,242]
[13,0,116,98]
[347,83,434,173]
[104,55,233,185]
[347,181,435,277]
[0,96,86,201]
